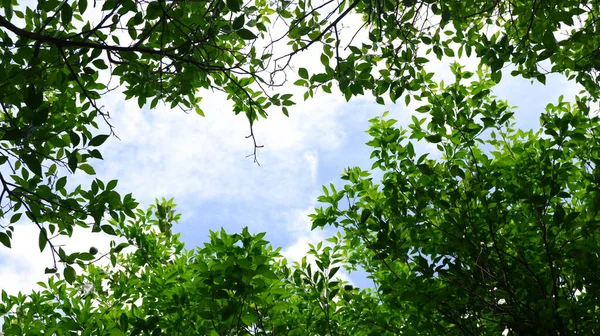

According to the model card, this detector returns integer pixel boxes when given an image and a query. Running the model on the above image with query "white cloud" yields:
[91,84,347,208]
[0,223,119,297]
[304,152,319,183]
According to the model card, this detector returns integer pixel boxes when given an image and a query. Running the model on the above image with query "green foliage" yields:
[0,0,286,273]
[2,0,597,276]
[310,65,600,334]
[4,76,600,333]
[278,0,600,102]
[0,200,354,335]
[2,0,600,334]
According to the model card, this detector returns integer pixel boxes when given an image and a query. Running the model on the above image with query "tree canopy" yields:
[280,0,600,101]
[311,65,600,334]
[1,0,600,335]
[3,67,600,334]
[0,0,290,269]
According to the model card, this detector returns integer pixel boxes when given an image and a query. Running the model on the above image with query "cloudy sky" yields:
[0,2,585,297]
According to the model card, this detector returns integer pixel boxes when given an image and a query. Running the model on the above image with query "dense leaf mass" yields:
[0,0,285,268]
[283,0,600,102]
[1,0,600,335]
[312,65,600,334]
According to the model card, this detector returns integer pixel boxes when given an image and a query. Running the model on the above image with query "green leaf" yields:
[236,29,257,40]
[491,71,502,84]
[321,53,329,67]
[226,0,242,11]
[542,30,557,51]
[32,106,50,125]
[537,74,546,84]
[450,165,465,178]
[195,105,205,116]
[88,134,110,147]
[102,0,118,10]
[554,205,565,224]
[61,3,73,26]
[415,105,431,113]
[39,228,47,252]
[441,9,451,22]
[360,209,371,224]
[0,232,10,248]
[79,164,96,175]
[232,15,245,30]
[3,325,21,335]
[311,73,330,83]
[92,59,108,70]
[299,68,309,79]
[70,131,81,147]
[328,266,340,279]
[22,154,42,176]
[425,134,442,143]
[9,213,21,224]
[107,179,118,190]
[56,176,67,190]
[120,313,129,331]
[417,163,434,175]
[113,243,129,253]
[25,85,43,109]
[64,266,76,284]
[2,0,13,20]
[79,0,88,13]
[241,311,258,325]
[102,225,116,235]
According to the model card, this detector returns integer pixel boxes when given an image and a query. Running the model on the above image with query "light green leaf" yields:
[79,164,96,175]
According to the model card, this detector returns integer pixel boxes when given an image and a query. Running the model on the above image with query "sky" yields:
[0,1,586,298]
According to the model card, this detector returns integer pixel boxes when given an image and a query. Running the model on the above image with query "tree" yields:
[5,65,600,335]
[2,0,600,334]
[2,0,598,274]
[0,199,356,335]
[311,64,600,334]
[278,0,599,102]
[0,0,293,270]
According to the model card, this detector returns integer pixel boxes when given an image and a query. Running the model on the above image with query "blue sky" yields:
[0,3,586,295]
